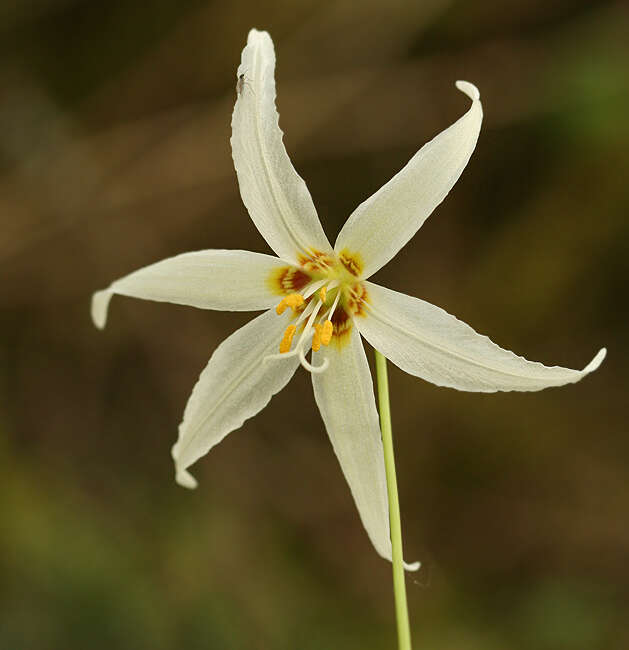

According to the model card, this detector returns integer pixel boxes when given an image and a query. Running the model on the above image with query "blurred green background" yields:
[1,1,627,648]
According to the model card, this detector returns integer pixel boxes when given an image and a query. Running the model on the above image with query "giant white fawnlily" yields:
[91,29,605,569]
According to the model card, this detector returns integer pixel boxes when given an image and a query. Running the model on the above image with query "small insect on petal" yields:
[236,73,251,96]
[236,71,257,97]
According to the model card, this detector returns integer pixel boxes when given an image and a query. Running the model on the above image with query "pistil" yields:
[267,271,357,373]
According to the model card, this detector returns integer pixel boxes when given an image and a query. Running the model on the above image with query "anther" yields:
[279,325,297,353]
[276,293,304,315]
[312,324,323,352]
[319,286,327,303]
[321,320,333,346]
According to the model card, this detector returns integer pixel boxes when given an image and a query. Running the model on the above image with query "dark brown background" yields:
[1,1,627,648]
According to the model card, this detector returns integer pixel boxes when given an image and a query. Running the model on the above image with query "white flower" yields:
[91,29,605,569]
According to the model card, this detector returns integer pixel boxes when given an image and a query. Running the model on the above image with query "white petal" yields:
[312,331,419,570]
[91,249,287,329]
[231,29,333,264]
[172,309,300,487]
[356,282,606,393]
[334,81,483,278]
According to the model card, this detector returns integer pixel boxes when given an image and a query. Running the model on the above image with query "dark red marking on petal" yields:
[330,309,353,349]
[346,283,369,317]
[338,248,364,278]
[267,266,312,296]
[298,249,336,274]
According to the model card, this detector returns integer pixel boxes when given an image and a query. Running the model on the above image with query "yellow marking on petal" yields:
[319,286,327,303]
[279,325,297,353]
[312,324,323,352]
[321,320,333,346]
[338,248,364,278]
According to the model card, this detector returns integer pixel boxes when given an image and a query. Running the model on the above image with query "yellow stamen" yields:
[321,320,333,346]
[286,293,305,309]
[279,325,297,353]
[312,323,323,352]
[276,293,304,315]
[319,286,327,303]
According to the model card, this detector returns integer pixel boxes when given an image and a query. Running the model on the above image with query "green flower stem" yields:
[374,350,412,650]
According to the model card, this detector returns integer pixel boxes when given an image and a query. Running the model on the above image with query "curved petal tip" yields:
[172,442,199,489]
[584,347,607,374]
[91,289,112,330]
[404,560,421,572]
[175,467,198,489]
[247,27,271,44]
[455,80,480,102]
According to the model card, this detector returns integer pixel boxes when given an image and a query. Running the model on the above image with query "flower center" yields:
[265,250,368,373]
